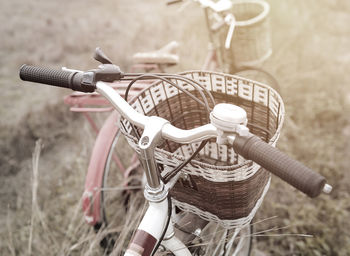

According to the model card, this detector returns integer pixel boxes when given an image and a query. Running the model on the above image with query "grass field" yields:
[1,0,349,255]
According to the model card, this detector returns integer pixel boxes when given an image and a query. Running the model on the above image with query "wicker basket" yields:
[120,71,284,228]
[218,0,271,68]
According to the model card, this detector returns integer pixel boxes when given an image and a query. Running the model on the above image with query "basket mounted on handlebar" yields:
[120,71,284,229]
[214,0,272,69]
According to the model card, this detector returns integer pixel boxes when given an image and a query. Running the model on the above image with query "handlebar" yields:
[18,65,332,197]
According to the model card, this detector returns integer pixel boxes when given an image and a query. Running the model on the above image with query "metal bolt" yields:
[140,136,149,146]
[194,228,202,236]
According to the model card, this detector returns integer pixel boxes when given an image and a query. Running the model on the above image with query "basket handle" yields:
[224,14,236,49]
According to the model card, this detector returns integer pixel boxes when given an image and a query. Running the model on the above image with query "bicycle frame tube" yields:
[202,45,218,70]
[124,199,191,256]
[161,221,192,256]
[204,7,215,45]
[124,200,168,256]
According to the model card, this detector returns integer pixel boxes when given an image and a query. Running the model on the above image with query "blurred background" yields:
[0,0,349,255]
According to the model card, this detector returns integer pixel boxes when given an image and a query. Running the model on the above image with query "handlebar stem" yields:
[139,116,169,191]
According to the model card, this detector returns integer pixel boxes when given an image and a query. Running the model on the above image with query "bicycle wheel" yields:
[97,129,145,254]
[233,66,281,93]
[195,223,252,256]
[169,212,253,256]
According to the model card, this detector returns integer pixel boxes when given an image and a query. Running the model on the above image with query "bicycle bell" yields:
[210,103,249,144]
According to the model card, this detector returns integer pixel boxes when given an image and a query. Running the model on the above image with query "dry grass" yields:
[1,0,350,255]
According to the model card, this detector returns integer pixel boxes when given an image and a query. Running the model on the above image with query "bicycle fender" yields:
[82,111,120,226]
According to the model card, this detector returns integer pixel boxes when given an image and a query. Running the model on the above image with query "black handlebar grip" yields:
[19,65,95,93]
[232,134,326,197]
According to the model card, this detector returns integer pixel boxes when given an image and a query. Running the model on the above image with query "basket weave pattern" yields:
[121,71,284,228]
[219,0,271,67]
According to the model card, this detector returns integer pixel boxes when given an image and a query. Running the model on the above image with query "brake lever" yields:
[94,47,113,64]
[79,48,124,87]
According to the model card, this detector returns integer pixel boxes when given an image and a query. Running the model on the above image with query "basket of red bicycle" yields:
[120,70,284,228]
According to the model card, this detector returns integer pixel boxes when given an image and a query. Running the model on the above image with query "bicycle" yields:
[132,0,280,90]
[60,0,282,254]
[19,62,332,255]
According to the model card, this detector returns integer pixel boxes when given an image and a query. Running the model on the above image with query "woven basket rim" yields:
[125,70,285,145]
[231,0,270,26]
